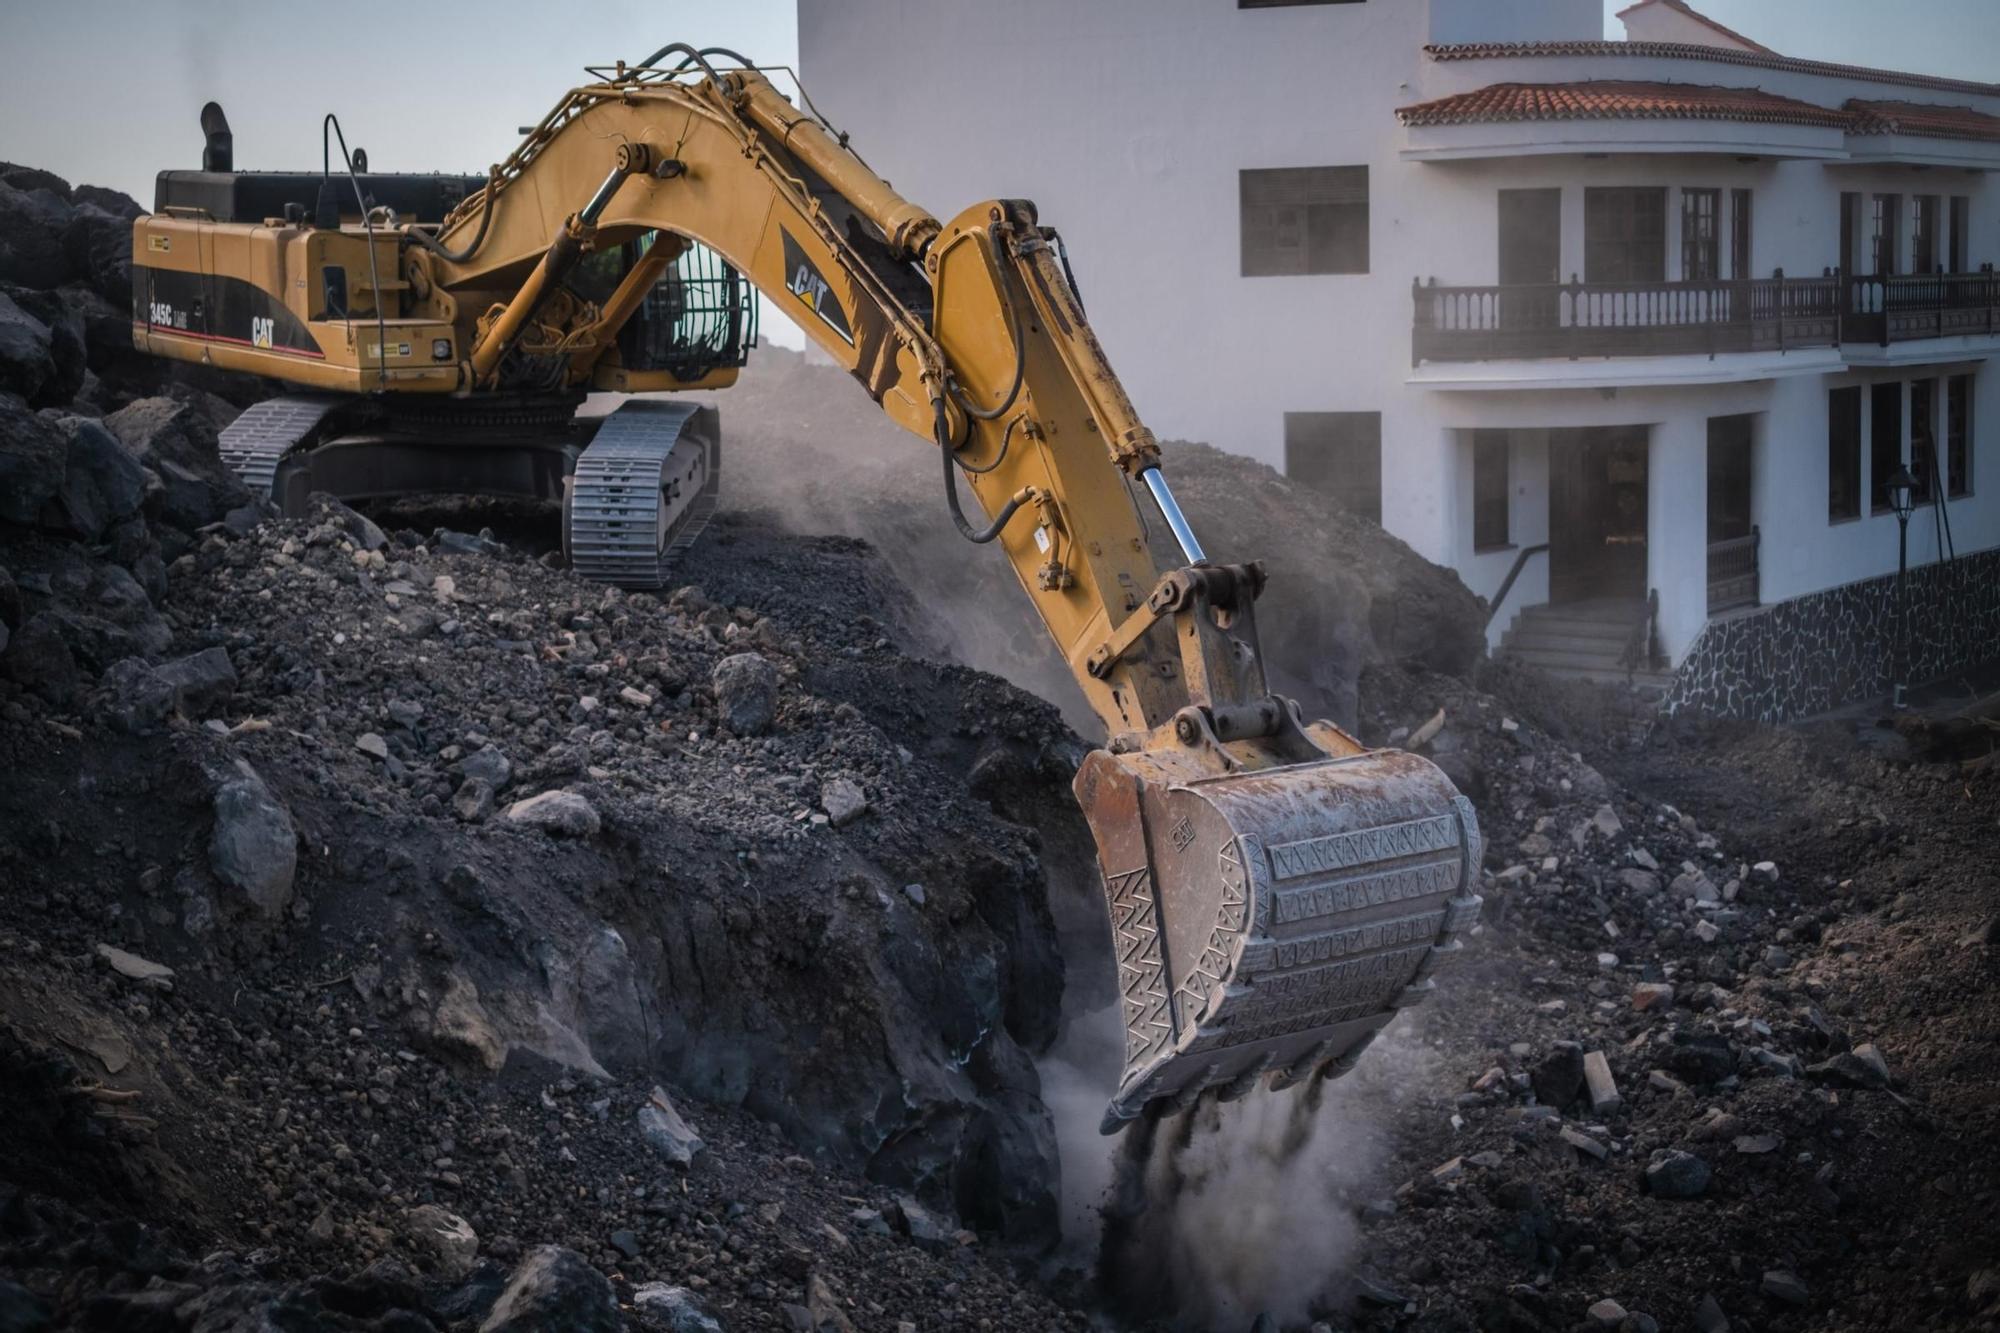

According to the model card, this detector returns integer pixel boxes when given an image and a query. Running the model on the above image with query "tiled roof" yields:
[1421,42,2000,100]
[1396,81,1857,131]
[1846,99,2000,143]
[1612,0,1774,56]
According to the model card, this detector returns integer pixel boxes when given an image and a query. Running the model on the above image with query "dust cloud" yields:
[1042,1020,1439,1329]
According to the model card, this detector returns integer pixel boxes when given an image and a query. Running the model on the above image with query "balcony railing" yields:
[1707,526,1760,616]
[1413,274,1843,365]
[1842,269,2000,345]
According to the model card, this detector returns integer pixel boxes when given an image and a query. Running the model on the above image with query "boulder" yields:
[459,743,512,789]
[820,776,868,827]
[453,777,496,822]
[504,789,600,837]
[0,163,71,198]
[40,562,171,668]
[637,1087,705,1167]
[100,656,175,733]
[402,1204,480,1280]
[56,283,130,374]
[0,398,68,525]
[3,286,85,407]
[1645,1149,1712,1199]
[61,202,134,307]
[0,181,73,290]
[103,395,249,533]
[632,1283,724,1333]
[1,612,78,703]
[478,1246,619,1333]
[711,651,779,735]
[154,646,237,716]
[48,416,145,539]
[209,761,297,919]
[0,291,53,402]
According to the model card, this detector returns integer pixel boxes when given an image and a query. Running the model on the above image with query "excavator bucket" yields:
[1075,744,1482,1132]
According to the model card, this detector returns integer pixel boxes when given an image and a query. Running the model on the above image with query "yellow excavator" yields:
[131,46,1481,1132]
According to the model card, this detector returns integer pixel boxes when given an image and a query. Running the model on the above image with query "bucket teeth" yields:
[1079,749,1483,1131]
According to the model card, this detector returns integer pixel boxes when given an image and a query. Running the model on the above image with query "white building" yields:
[797,0,2000,719]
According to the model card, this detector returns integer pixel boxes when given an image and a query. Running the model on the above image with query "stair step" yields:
[1503,647,1638,673]
[1508,660,1675,690]
[1512,611,1639,638]
[1502,630,1637,658]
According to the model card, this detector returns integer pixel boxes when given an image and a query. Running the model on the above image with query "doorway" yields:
[1548,426,1649,604]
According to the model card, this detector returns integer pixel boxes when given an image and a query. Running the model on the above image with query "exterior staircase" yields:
[1498,597,1675,695]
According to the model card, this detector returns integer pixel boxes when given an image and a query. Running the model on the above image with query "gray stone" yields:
[100,656,174,732]
[1587,1299,1627,1328]
[1,612,76,703]
[711,652,779,735]
[637,1087,704,1167]
[505,790,600,837]
[154,646,236,716]
[1693,1293,1730,1333]
[1760,1270,1808,1306]
[820,776,868,827]
[460,743,512,789]
[49,417,145,539]
[632,1283,725,1333]
[1645,1149,1711,1199]
[1807,1049,1889,1089]
[891,1195,952,1252]
[1583,1050,1622,1114]
[209,761,297,920]
[453,777,496,823]
[355,731,390,760]
[479,1245,618,1333]
[1629,846,1660,872]
[1591,804,1623,838]
[95,943,173,983]
[0,398,67,526]
[1618,868,1661,895]
[403,1204,479,1280]
[0,292,53,402]
[608,1229,641,1260]
[1560,1126,1609,1161]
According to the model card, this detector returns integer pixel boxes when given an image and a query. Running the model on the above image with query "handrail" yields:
[1619,588,1659,676]
[1483,542,1549,632]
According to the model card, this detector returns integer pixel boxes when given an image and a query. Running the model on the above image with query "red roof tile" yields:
[1846,99,2000,143]
[1397,81,1856,131]
[1421,42,2000,101]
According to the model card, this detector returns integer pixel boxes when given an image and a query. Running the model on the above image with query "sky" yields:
[0,0,1993,351]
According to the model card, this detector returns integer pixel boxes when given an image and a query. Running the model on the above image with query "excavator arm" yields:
[409,50,1484,1128]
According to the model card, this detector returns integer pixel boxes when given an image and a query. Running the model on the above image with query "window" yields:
[1286,411,1381,523]
[1829,386,1862,522]
[1473,431,1509,550]
[1912,196,1939,274]
[1585,187,1667,283]
[1948,374,1972,498]
[1731,188,1752,281]
[1682,188,1720,281]
[1911,378,1937,504]
[1950,196,1970,273]
[1871,193,1899,275]
[1240,167,1368,276]
[1871,381,1903,513]
[1841,191,1859,274]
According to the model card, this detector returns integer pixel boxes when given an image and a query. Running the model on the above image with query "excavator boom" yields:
[129,47,1481,1128]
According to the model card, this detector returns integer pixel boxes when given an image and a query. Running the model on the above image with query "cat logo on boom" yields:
[251,316,274,349]
[780,229,852,344]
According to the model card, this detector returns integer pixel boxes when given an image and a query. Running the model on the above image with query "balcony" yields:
[1414,271,2000,368]
[1842,271,2000,346]
[1412,274,1842,365]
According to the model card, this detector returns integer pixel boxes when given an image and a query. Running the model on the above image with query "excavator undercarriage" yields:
[130,46,1480,1129]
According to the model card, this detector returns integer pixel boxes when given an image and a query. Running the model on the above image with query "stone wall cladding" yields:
[1664,546,2000,722]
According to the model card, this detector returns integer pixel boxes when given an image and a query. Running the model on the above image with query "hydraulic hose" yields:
[936,399,1030,543]
[407,169,500,264]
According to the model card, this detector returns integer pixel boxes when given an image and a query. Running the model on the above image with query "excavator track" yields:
[216,396,343,502]
[564,399,720,590]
